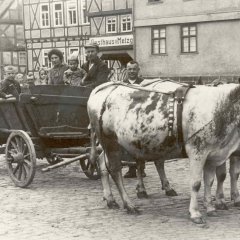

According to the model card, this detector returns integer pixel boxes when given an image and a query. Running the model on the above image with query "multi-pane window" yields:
[68,1,77,26]
[54,3,63,26]
[40,4,49,27]
[106,16,117,33]
[121,15,132,32]
[81,0,89,24]
[43,50,52,68]
[181,25,197,53]
[152,27,166,54]
[19,52,26,65]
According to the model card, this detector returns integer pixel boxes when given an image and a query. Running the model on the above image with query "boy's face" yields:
[69,60,78,71]
[5,72,16,81]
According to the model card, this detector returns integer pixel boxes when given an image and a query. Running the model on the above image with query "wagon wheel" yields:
[80,156,100,180]
[5,130,36,188]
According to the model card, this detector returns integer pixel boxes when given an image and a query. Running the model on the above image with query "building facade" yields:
[134,0,240,81]
[86,0,133,80]
[0,0,26,78]
[23,0,90,74]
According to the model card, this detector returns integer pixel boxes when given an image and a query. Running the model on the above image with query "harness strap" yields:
[174,85,194,147]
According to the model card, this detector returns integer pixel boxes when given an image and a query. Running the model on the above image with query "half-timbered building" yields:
[23,0,90,74]
[86,0,133,80]
[0,0,26,78]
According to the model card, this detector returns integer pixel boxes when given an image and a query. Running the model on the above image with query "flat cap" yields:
[4,65,17,73]
[84,43,99,51]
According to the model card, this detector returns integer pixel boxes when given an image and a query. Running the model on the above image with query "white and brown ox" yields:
[87,80,240,224]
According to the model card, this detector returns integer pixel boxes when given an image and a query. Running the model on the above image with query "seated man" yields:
[0,65,21,99]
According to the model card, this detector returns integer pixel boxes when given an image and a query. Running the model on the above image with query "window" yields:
[43,50,52,68]
[40,4,50,27]
[121,15,132,32]
[148,0,162,3]
[81,0,89,24]
[19,52,26,65]
[181,25,197,53]
[67,1,77,26]
[152,27,166,54]
[2,52,11,65]
[53,3,63,26]
[69,48,79,55]
[106,16,117,33]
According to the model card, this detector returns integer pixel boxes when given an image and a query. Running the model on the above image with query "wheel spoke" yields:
[23,144,27,155]
[23,160,31,168]
[86,160,90,170]
[21,165,27,180]
[23,162,30,174]
[17,165,23,180]
[24,153,30,159]
[10,141,18,151]
[15,137,23,153]
[13,163,20,175]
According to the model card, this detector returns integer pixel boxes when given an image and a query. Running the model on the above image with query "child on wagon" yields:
[64,52,87,86]
[0,65,21,99]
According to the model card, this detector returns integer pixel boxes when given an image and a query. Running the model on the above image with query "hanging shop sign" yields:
[89,34,133,47]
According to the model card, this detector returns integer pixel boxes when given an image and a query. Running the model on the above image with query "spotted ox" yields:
[87,80,240,224]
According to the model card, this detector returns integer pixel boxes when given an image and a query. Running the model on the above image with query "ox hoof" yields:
[165,189,178,197]
[125,206,140,215]
[137,191,148,199]
[107,201,120,209]
[190,217,206,224]
[234,201,240,207]
[215,202,228,210]
[207,210,218,217]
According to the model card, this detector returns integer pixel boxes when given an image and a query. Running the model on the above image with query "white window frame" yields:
[81,0,89,24]
[106,16,117,33]
[67,1,78,26]
[53,2,63,27]
[40,3,50,28]
[19,51,27,65]
[42,49,52,68]
[121,14,132,33]
[69,47,79,56]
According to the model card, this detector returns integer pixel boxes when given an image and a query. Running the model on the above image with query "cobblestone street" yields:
[0,155,240,240]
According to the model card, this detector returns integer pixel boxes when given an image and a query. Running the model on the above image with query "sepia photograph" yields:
[0,0,240,239]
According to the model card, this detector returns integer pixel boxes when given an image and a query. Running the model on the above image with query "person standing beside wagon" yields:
[47,48,68,85]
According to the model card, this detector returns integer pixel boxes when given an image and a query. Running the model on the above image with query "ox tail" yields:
[89,127,99,165]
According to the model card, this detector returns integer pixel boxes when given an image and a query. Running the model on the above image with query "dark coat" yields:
[0,78,21,98]
[81,57,110,88]
[123,76,144,85]
[48,63,68,85]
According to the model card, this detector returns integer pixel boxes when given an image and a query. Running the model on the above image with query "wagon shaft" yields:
[41,153,89,172]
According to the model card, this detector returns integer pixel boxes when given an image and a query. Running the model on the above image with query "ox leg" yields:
[136,160,148,199]
[154,160,178,196]
[105,143,139,214]
[230,156,240,207]
[98,152,119,209]
[215,163,228,210]
[189,154,207,224]
[203,161,218,216]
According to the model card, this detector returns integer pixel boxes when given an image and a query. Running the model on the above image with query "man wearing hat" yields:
[81,43,110,88]
[48,48,68,85]
[0,65,21,99]
[63,52,87,86]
